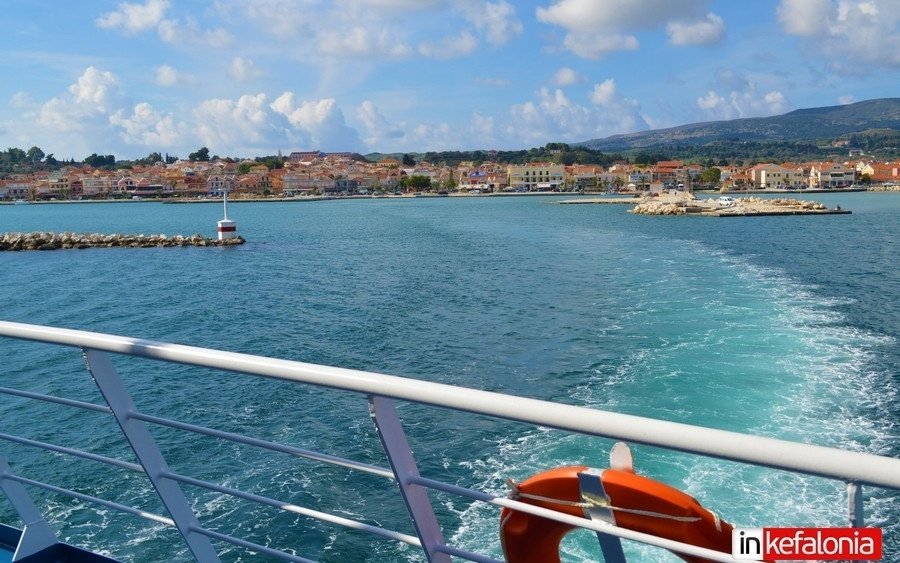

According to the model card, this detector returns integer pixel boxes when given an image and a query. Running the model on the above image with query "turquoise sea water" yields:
[0,193,897,561]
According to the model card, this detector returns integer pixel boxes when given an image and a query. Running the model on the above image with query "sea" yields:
[0,192,897,562]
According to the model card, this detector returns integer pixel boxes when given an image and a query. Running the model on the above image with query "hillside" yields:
[578,98,900,153]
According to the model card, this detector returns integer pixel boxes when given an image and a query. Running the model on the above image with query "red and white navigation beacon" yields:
[217,189,237,240]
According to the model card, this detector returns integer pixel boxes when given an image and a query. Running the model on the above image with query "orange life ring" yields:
[499,465,734,563]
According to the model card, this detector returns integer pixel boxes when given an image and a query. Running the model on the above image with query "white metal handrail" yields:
[2,321,897,488]
[0,320,898,563]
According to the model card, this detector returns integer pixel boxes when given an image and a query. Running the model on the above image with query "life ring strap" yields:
[507,478,704,523]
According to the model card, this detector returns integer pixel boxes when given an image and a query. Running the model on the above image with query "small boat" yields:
[13,199,29,205]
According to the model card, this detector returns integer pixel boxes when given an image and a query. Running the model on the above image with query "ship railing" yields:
[0,321,898,563]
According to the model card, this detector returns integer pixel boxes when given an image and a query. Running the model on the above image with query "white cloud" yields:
[157,19,233,48]
[776,0,834,36]
[696,78,790,120]
[319,27,411,58]
[10,92,33,109]
[96,0,170,33]
[22,67,125,139]
[538,0,692,32]
[763,91,787,109]
[508,86,648,145]
[459,1,523,45]
[38,97,83,133]
[154,64,179,86]
[355,0,442,8]
[563,33,639,59]
[838,94,856,104]
[697,68,793,120]
[68,67,119,111]
[240,0,316,39]
[229,57,263,82]
[590,79,617,105]
[554,67,583,86]
[110,102,184,146]
[270,92,363,151]
[356,100,406,148]
[776,0,900,70]
[537,0,721,57]
[234,0,516,64]
[697,90,726,111]
[5,67,130,157]
[418,31,479,59]
[471,112,495,140]
[97,0,233,49]
[195,94,270,148]
[666,13,725,46]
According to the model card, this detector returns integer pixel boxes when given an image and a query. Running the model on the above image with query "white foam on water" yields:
[450,237,898,561]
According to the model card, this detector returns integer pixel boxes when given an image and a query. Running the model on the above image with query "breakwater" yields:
[0,232,245,251]
[629,196,848,217]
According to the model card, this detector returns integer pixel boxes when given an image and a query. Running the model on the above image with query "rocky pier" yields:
[0,232,245,251]
[628,195,849,217]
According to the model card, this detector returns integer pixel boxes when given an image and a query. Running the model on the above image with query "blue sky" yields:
[0,0,897,159]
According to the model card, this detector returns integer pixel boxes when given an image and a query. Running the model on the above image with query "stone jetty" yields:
[0,232,245,251]
[628,194,848,217]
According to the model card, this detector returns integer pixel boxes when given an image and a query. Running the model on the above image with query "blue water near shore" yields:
[0,193,897,561]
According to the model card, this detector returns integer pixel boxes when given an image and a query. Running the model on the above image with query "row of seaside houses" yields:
[1,154,898,200]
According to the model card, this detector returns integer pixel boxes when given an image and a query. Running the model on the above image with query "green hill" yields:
[578,98,900,155]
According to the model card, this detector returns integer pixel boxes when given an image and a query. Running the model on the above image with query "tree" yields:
[238,162,253,174]
[441,175,457,191]
[402,153,415,166]
[26,146,45,165]
[189,147,210,162]
[699,167,722,185]
[6,147,26,163]
[145,151,163,164]
[400,175,431,190]
[84,153,115,167]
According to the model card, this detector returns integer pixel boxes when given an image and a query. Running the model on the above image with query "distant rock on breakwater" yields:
[0,232,245,251]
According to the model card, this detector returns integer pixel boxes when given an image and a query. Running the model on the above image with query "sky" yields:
[0,0,898,160]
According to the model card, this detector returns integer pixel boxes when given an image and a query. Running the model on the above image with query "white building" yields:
[508,163,565,190]
[810,163,856,188]
[752,164,806,188]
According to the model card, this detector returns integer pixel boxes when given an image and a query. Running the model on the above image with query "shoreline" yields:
[0,186,890,206]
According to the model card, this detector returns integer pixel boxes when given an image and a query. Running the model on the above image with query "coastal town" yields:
[1,148,899,201]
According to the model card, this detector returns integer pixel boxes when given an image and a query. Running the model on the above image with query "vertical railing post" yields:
[0,456,59,561]
[369,396,451,563]
[82,349,221,562]
[847,482,864,527]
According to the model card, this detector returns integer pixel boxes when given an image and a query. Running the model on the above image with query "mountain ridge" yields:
[577,98,900,152]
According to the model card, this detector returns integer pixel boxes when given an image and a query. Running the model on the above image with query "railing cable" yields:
[131,411,394,479]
